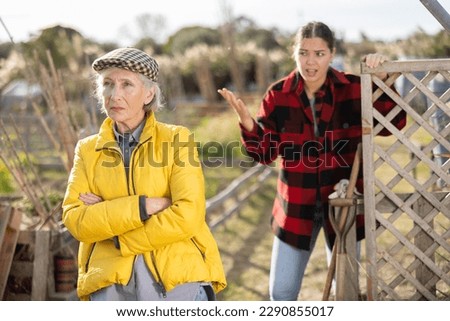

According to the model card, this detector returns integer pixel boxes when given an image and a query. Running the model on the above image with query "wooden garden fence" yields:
[206,163,275,230]
[361,58,450,300]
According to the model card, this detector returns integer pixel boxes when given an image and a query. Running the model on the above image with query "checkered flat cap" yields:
[92,47,159,82]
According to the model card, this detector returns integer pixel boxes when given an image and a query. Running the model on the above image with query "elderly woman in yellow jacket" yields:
[62,48,226,301]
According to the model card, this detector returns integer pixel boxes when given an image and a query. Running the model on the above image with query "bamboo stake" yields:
[0,120,59,230]
[9,116,52,213]
[31,101,62,153]
[30,101,69,172]
[33,50,77,171]
[45,51,76,169]
[0,120,48,221]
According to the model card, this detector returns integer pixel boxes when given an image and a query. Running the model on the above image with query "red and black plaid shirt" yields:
[241,68,406,250]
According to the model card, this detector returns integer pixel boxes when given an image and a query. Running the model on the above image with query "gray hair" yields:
[94,68,165,113]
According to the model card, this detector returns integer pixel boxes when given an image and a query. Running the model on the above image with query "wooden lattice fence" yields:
[361,58,450,300]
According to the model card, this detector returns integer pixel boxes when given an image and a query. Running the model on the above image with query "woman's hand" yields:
[145,197,172,217]
[79,192,103,205]
[218,88,255,132]
[363,53,389,80]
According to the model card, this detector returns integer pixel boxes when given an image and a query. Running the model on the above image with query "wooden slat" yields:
[31,230,51,300]
[0,206,11,245]
[374,142,450,217]
[9,261,34,278]
[340,204,359,300]
[0,206,22,299]
[372,89,450,161]
[209,166,273,230]
[414,198,436,299]
[361,58,450,300]
[377,277,402,301]
[361,59,450,74]
[375,180,450,253]
[411,262,450,300]
[373,86,450,155]
[372,80,447,191]
[402,72,450,117]
[206,164,268,211]
[379,227,450,296]
[375,212,450,285]
[378,250,436,300]
[361,72,378,301]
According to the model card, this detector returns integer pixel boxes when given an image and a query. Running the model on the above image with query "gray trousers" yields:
[90,255,214,301]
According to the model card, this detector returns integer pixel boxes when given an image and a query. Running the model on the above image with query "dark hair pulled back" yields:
[294,21,335,52]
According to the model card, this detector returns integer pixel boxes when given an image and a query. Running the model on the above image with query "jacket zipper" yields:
[128,144,167,298]
[129,137,150,195]
[191,239,206,260]
[85,242,96,271]
[113,133,165,295]
[150,252,167,298]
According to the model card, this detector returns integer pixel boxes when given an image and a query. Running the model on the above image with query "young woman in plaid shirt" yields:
[219,21,406,300]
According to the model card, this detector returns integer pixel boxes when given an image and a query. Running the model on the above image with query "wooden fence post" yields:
[413,197,436,299]
[31,230,51,300]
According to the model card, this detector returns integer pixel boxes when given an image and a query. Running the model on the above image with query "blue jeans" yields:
[429,77,450,189]
[431,107,449,189]
[269,225,362,300]
[269,217,329,301]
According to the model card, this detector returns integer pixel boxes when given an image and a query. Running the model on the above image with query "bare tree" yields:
[136,13,168,44]
[218,0,246,94]
[118,13,167,45]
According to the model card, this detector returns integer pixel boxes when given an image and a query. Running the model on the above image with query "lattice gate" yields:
[361,58,450,300]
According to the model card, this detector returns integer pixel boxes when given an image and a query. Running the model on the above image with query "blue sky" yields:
[1,0,449,45]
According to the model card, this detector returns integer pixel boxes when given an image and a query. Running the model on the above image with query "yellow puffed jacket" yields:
[62,113,226,300]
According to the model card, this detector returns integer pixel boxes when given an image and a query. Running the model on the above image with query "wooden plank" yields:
[0,205,13,298]
[377,192,449,212]
[206,164,268,212]
[379,250,436,300]
[375,213,450,285]
[17,229,37,245]
[379,218,450,296]
[376,183,450,253]
[372,74,444,191]
[361,59,450,74]
[375,144,450,220]
[411,261,450,300]
[413,198,436,299]
[209,167,273,230]
[31,230,51,300]
[345,205,359,301]
[9,261,34,278]
[0,206,11,245]
[0,207,22,299]
[372,97,450,170]
[361,72,378,301]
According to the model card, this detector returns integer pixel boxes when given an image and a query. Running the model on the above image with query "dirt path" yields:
[212,175,331,301]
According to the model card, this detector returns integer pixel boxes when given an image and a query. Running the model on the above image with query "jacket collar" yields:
[280,67,351,137]
[95,112,155,151]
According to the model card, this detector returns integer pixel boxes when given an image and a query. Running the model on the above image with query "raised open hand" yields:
[218,88,255,132]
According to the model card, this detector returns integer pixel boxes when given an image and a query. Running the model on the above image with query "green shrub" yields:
[0,161,14,193]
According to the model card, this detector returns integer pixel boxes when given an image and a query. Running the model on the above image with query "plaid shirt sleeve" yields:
[240,90,281,165]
